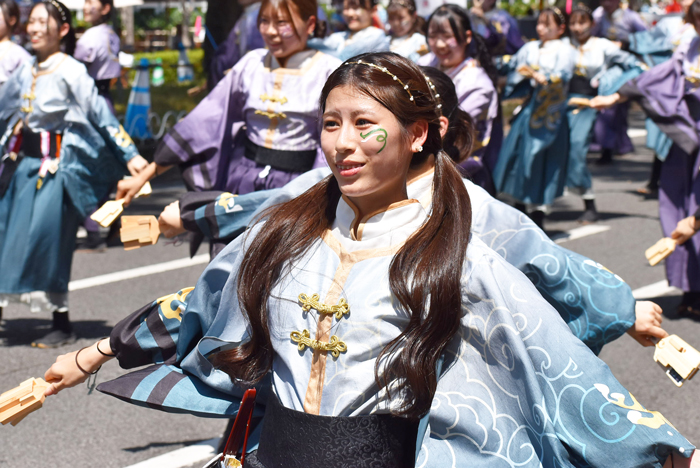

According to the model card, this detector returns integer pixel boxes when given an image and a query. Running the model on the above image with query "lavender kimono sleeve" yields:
[618,51,699,155]
[154,52,249,189]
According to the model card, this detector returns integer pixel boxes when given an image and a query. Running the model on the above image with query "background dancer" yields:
[590,0,647,164]
[418,4,500,193]
[0,0,29,87]
[567,2,645,223]
[492,6,575,229]
[386,0,427,62]
[0,1,145,347]
[307,0,389,60]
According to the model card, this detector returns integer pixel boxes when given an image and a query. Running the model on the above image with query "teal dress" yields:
[492,39,576,207]
[0,53,139,312]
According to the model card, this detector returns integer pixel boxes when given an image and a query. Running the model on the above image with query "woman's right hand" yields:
[158,201,186,238]
[589,93,620,110]
[44,341,113,396]
[116,176,147,207]
[671,215,700,245]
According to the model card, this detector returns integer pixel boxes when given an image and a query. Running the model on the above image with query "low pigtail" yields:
[443,107,475,163]
[380,150,471,418]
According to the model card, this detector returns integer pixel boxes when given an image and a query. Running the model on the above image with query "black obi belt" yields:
[244,395,419,468]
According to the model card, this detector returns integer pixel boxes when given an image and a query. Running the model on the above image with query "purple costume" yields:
[74,23,121,81]
[418,53,500,191]
[470,8,524,56]
[591,7,647,155]
[155,49,341,194]
[619,37,700,291]
[0,40,30,86]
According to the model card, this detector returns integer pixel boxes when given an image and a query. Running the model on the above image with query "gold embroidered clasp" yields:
[291,329,347,358]
[260,93,288,105]
[20,106,33,114]
[22,92,35,100]
[298,293,349,320]
[255,110,286,120]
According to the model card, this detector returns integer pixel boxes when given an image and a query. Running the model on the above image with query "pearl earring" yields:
[415,145,423,153]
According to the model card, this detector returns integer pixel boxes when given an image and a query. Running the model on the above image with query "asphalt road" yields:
[1,113,699,467]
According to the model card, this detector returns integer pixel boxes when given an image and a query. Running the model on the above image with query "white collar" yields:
[330,196,427,252]
[268,49,318,70]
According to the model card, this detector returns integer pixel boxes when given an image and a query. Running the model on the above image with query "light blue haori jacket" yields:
[308,26,390,61]
[0,52,138,217]
[184,168,637,355]
[99,169,693,467]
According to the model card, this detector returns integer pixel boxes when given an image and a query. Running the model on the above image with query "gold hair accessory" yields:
[572,2,592,16]
[422,74,442,114]
[550,6,566,25]
[347,59,416,104]
[46,0,67,23]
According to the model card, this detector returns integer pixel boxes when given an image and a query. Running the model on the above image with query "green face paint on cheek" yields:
[359,128,388,154]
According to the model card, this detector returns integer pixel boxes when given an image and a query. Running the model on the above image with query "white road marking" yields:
[552,225,611,244]
[628,129,648,139]
[123,437,219,468]
[68,254,209,291]
[632,280,680,299]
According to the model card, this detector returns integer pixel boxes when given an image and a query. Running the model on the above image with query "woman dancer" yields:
[591,0,700,317]
[492,6,575,229]
[567,3,645,223]
[161,64,663,355]
[0,0,29,87]
[418,4,500,192]
[0,1,145,346]
[386,0,427,62]
[117,0,341,214]
[307,0,388,61]
[74,0,119,109]
[45,53,695,468]
[590,0,647,164]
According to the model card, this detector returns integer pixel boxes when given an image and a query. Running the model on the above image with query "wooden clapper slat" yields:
[645,238,677,266]
[0,378,50,426]
[120,215,161,250]
[89,181,153,228]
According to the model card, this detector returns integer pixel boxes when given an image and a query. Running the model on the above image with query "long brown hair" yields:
[213,52,472,419]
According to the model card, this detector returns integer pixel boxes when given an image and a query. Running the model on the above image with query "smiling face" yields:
[536,11,564,42]
[569,11,592,43]
[343,0,374,32]
[388,6,415,37]
[427,17,469,69]
[259,1,314,60]
[322,85,425,214]
[83,0,109,25]
[27,4,65,58]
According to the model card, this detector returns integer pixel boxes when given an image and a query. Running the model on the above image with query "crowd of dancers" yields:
[1,0,700,465]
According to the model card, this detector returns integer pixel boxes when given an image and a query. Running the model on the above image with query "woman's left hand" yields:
[127,155,149,176]
[626,301,668,347]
